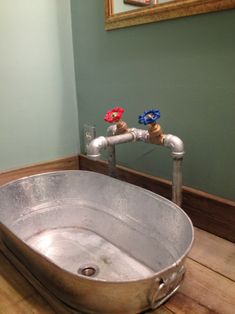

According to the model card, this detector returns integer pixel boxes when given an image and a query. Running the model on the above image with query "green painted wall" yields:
[71,1,235,200]
[0,0,79,171]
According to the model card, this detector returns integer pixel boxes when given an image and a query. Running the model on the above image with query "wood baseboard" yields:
[79,154,235,243]
[0,156,79,187]
[0,154,234,242]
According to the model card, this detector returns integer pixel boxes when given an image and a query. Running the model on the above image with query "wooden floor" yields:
[0,227,234,314]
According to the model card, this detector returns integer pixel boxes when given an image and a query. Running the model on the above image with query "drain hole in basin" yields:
[78,265,99,277]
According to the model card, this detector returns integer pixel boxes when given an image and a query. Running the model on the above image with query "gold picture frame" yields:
[105,0,235,30]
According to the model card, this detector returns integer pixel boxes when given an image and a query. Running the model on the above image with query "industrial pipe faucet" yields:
[87,107,184,207]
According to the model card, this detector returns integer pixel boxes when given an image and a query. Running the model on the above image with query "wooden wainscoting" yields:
[0,156,79,187]
[0,154,234,242]
[79,154,235,243]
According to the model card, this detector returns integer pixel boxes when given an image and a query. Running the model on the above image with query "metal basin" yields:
[0,170,193,313]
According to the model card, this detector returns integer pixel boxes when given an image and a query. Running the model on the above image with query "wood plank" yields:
[146,306,174,314]
[0,252,54,314]
[155,227,235,314]
[78,154,235,242]
[182,188,235,244]
[0,252,33,305]
[0,155,79,187]
[0,245,173,314]
[189,228,235,281]
[0,244,73,314]
[0,293,55,314]
[166,292,217,314]
[1,227,235,313]
[0,152,234,314]
[179,259,235,314]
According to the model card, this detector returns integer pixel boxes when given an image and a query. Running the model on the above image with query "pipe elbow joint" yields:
[86,136,107,161]
[164,134,185,159]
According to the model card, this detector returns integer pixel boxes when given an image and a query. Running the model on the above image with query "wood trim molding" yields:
[79,154,235,243]
[0,156,79,187]
[0,154,234,242]
[105,0,235,30]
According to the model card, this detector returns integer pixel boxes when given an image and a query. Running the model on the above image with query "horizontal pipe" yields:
[87,128,185,206]
[107,132,135,146]
[87,132,135,161]
[87,129,185,163]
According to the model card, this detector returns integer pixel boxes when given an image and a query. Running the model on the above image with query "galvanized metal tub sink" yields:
[0,170,193,313]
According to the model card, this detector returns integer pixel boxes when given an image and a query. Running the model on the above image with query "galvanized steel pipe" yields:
[87,129,185,207]
[87,132,135,161]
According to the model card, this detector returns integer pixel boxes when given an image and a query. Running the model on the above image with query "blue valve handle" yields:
[138,109,160,125]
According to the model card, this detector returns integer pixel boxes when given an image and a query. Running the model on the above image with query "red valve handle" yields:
[104,107,124,123]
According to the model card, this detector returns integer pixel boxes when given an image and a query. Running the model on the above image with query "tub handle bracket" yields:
[149,265,185,309]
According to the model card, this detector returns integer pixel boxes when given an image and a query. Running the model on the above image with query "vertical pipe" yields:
[107,125,118,178]
[106,132,135,178]
[107,145,117,178]
[172,158,183,207]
